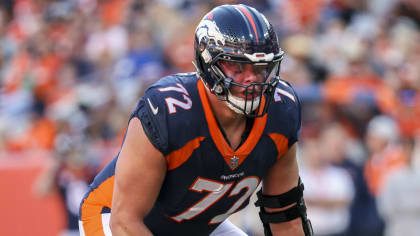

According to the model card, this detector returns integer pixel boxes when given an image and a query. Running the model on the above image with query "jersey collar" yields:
[197,79,267,170]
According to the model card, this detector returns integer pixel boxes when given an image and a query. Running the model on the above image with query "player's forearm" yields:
[110,216,153,236]
[270,218,305,236]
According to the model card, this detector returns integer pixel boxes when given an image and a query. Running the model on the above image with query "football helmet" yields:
[194,4,284,117]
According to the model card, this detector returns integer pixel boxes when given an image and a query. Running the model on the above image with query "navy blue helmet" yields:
[194,4,284,117]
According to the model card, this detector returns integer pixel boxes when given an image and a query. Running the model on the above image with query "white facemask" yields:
[226,91,260,115]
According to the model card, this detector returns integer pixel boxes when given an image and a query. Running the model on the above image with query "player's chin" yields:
[245,93,260,100]
[242,92,261,101]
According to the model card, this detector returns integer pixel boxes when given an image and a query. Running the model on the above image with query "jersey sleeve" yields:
[129,88,169,155]
[267,79,302,148]
[288,86,302,147]
[128,74,198,156]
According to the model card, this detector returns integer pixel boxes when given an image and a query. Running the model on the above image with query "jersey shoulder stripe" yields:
[266,79,302,147]
[166,136,205,170]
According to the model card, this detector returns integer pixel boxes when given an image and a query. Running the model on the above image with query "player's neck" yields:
[206,89,246,126]
[207,89,247,150]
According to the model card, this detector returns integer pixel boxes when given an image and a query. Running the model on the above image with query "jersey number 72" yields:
[170,176,260,224]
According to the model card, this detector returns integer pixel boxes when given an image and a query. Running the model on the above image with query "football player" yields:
[79,4,313,236]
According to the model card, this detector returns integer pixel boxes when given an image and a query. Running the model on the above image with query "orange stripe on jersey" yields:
[236,5,259,42]
[197,80,267,170]
[166,136,206,170]
[80,176,114,235]
[268,133,289,159]
[80,215,106,236]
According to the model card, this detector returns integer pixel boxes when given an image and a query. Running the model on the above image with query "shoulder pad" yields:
[266,79,302,147]
[131,73,200,155]
[273,79,298,104]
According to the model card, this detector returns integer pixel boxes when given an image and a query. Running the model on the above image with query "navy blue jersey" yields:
[79,73,301,236]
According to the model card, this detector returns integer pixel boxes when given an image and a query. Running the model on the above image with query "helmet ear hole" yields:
[214,85,224,95]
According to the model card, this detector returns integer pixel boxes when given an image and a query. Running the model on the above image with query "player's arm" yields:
[110,118,167,235]
[256,143,313,236]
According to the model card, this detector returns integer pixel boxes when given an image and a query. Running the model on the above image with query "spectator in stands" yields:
[34,119,99,236]
[300,136,355,236]
[322,123,384,236]
[364,115,405,196]
[377,137,419,236]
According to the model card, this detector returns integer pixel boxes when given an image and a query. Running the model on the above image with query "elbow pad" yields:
[255,177,313,236]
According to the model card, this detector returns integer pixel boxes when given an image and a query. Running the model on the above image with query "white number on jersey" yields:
[170,176,260,224]
[274,87,296,102]
[158,83,192,114]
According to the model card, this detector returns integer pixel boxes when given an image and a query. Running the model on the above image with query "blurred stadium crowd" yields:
[0,0,419,236]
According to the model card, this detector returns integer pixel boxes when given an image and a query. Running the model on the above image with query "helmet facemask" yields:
[206,55,282,118]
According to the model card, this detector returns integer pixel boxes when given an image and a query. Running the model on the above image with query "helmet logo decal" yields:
[196,19,225,47]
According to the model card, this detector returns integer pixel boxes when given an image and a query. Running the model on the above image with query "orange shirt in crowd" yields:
[323,74,389,106]
[33,53,63,98]
[282,0,326,28]
[392,93,420,138]
[100,0,129,27]
[364,146,406,196]
[6,117,57,151]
